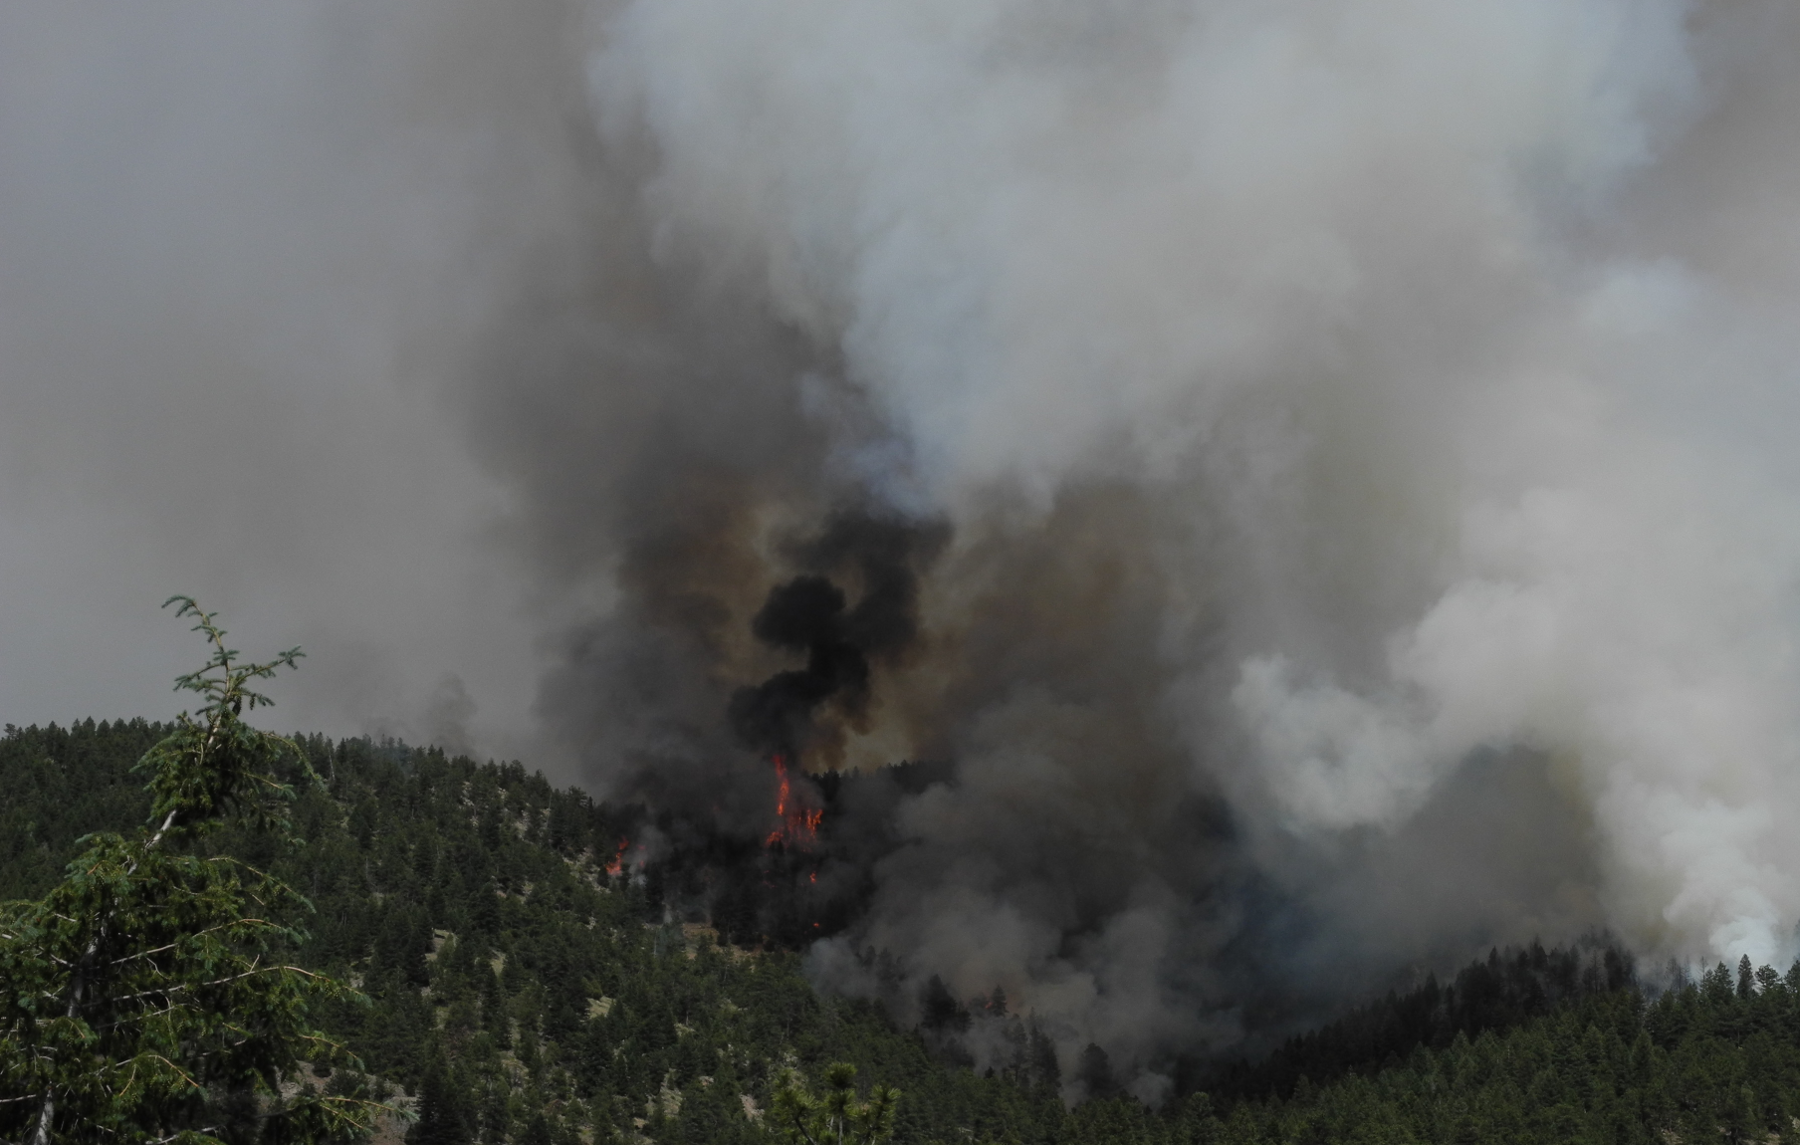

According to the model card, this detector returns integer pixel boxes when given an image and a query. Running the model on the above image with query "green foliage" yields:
[13,667,1800,1143]
[770,1063,898,1145]
[263,736,1070,1145]
[0,600,384,1144]
[0,718,163,902]
[1205,938,1636,1104]
[1173,970,1800,1145]
[251,737,1800,1145]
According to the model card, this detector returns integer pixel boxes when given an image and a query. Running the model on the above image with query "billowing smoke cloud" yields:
[515,0,1800,1092]
[12,0,1800,1103]
[728,512,946,760]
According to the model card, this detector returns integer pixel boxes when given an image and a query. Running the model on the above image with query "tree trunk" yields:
[26,1086,53,1145]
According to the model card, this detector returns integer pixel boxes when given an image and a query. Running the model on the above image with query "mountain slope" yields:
[6,722,1800,1144]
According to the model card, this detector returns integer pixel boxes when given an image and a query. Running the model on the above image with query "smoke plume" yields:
[490,0,1800,1095]
[728,512,946,760]
[11,0,1800,1104]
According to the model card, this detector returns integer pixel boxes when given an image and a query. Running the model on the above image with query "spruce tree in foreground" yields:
[0,598,384,1144]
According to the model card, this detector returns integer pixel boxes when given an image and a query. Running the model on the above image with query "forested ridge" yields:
[7,719,1800,1144]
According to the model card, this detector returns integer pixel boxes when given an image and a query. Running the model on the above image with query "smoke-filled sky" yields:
[10,0,1800,1095]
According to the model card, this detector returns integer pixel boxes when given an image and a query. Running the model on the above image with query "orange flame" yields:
[765,755,822,849]
[603,837,629,877]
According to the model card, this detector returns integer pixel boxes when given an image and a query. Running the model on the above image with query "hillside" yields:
[6,720,1800,1144]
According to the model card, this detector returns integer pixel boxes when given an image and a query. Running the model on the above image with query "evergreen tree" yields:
[407,1052,471,1145]
[918,977,969,1034]
[0,599,382,1144]
[1025,1022,1061,1095]
[1077,1043,1118,1102]
[20,635,1800,1145]
[515,1112,552,1145]
[770,1063,899,1145]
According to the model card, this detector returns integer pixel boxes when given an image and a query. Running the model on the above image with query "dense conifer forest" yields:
[7,718,1800,1143]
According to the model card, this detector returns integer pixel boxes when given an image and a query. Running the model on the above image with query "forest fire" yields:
[603,837,645,877]
[764,755,822,850]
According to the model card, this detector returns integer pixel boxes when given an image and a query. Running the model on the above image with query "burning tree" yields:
[0,599,384,1144]
[765,755,823,850]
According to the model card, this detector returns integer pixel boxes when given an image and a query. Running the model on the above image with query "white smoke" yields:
[15,0,1793,1092]
[588,0,1800,987]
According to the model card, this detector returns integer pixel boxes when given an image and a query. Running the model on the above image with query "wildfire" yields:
[603,837,631,877]
[765,755,823,849]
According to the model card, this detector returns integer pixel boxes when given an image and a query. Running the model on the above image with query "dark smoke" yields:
[729,512,947,759]
[13,0,1799,1112]
[452,0,1781,1104]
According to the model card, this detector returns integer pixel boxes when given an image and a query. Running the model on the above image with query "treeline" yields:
[0,718,164,899]
[1196,962,1800,1145]
[0,723,1073,1143]
[1204,937,1637,1102]
[281,733,1066,1144]
[7,720,1800,1143]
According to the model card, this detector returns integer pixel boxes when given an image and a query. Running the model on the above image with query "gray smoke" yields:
[553,0,1800,1092]
[9,0,1800,1101]
[0,3,592,756]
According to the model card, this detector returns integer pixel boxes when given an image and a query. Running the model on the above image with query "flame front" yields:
[603,837,631,877]
[765,755,822,849]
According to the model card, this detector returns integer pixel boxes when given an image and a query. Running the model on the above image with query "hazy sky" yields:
[0,4,590,762]
[13,2,1800,1085]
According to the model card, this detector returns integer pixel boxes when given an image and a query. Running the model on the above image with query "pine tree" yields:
[918,976,969,1033]
[407,1051,471,1145]
[1025,1022,1061,1095]
[769,1063,899,1145]
[0,599,384,1144]
[514,1111,551,1145]
[1077,1043,1118,1101]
